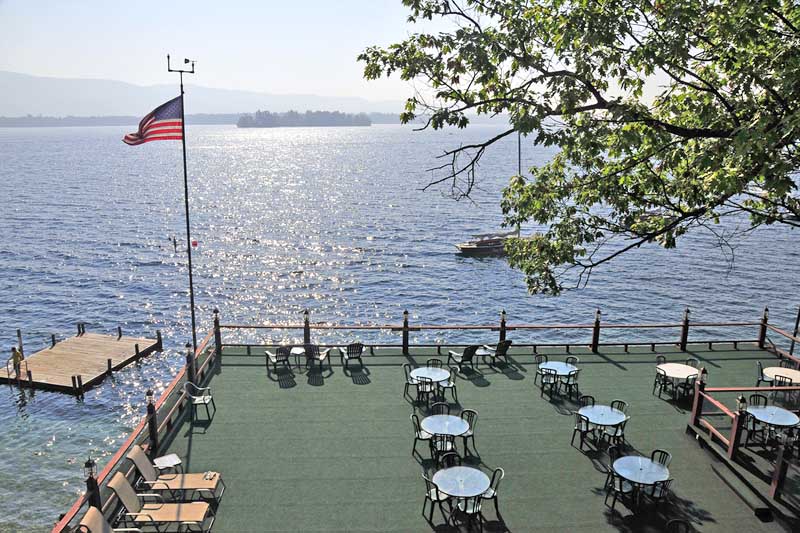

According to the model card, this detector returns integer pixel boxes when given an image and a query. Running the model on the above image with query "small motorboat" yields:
[455,230,518,256]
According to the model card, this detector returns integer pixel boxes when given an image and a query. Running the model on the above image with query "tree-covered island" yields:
[237,110,372,128]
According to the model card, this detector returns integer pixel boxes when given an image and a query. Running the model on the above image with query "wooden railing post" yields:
[758,307,769,349]
[769,441,792,499]
[790,306,800,356]
[591,309,601,353]
[679,307,690,351]
[690,379,705,426]
[303,309,311,345]
[499,310,507,342]
[146,390,159,456]
[728,411,745,459]
[185,342,195,385]
[402,310,409,356]
[213,308,222,361]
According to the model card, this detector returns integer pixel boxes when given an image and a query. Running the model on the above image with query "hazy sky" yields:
[0,0,440,102]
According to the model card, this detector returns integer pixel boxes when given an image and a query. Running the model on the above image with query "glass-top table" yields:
[432,466,490,497]
[613,456,669,486]
[657,363,698,380]
[539,361,577,376]
[763,367,800,383]
[578,405,627,428]
[747,405,800,428]
[410,367,450,383]
[421,414,469,436]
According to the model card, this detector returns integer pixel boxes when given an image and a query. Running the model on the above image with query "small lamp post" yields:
[699,367,708,384]
[737,395,747,413]
[146,389,159,455]
[84,456,102,509]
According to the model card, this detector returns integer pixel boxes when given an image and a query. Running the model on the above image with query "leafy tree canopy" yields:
[359,0,800,294]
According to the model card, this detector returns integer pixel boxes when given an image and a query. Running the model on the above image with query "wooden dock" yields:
[2,329,162,395]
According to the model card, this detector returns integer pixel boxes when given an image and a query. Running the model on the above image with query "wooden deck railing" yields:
[51,322,219,533]
[689,382,800,500]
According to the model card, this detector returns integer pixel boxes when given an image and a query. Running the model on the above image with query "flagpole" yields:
[168,55,198,354]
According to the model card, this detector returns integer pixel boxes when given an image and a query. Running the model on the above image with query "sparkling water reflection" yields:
[0,124,797,530]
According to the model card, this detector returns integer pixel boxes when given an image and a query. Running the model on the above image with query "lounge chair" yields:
[341,342,364,370]
[481,340,512,366]
[447,345,479,372]
[127,445,225,502]
[265,346,292,375]
[78,506,141,533]
[108,472,215,533]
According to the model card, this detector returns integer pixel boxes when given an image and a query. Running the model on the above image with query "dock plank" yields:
[1,332,161,394]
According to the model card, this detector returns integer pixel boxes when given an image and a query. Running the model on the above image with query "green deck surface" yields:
[163,343,792,532]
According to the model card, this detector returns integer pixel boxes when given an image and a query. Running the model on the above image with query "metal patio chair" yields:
[454,495,484,532]
[645,478,674,507]
[602,418,628,447]
[540,368,558,397]
[481,467,504,516]
[411,413,432,455]
[184,382,216,421]
[605,469,634,512]
[416,376,435,407]
[756,361,773,387]
[534,354,548,384]
[579,394,595,407]
[566,355,580,367]
[422,473,451,523]
[560,368,581,399]
[403,363,418,398]
[427,358,443,369]
[610,399,628,413]
[431,402,451,416]
[685,357,699,368]
[438,366,459,402]
[429,433,456,463]
[571,412,595,450]
[651,448,672,467]
[461,408,478,454]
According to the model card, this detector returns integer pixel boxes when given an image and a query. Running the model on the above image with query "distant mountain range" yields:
[0,71,403,116]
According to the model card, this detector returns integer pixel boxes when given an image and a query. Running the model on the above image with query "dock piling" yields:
[26,369,32,387]
[156,330,163,351]
[16,329,23,356]
[117,326,123,340]
[135,344,140,358]
[107,358,112,376]
[51,334,56,348]
[76,375,84,398]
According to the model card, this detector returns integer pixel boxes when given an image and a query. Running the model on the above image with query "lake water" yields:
[0,124,798,531]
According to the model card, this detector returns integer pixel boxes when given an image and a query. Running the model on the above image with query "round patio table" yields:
[578,405,627,428]
[421,414,469,436]
[657,363,698,380]
[539,361,578,376]
[410,367,450,383]
[613,456,669,486]
[746,406,800,428]
[763,367,800,383]
[432,466,490,498]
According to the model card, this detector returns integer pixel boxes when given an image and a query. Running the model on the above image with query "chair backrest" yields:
[542,368,557,382]
[183,381,202,398]
[347,343,364,357]
[652,478,674,499]
[108,471,142,514]
[610,399,628,413]
[489,467,504,492]
[463,345,479,361]
[666,518,692,533]
[535,354,548,365]
[78,507,113,533]
[427,358,443,369]
[575,412,591,431]
[685,358,699,368]
[127,444,158,482]
[403,363,413,380]
[418,375,433,389]
[431,402,450,416]
[651,448,672,467]
[439,451,461,468]
[411,413,422,434]
[780,358,795,368]
[276,345,291,360]
[495,340,512,356]
[757,360,765,378]
[305,344,320,358]
[774,374,793,387]
[656,367,667,379]
[566,356,580,366]
[607,445,621,463]
[579,395,595,407]
[448,366,459,383]
[461,409,478,430]
[566,369,581,383]
[422,472,440,498]
[656,355,666,365]
[749,393,768,407]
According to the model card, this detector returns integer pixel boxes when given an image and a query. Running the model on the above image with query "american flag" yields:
[123,96,184,145]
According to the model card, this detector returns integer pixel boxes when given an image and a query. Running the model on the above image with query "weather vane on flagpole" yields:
[167,54,199,355]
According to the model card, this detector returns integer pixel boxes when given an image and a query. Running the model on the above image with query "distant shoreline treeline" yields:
[0,112,402,128]
[237,110,371,128]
